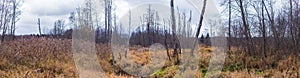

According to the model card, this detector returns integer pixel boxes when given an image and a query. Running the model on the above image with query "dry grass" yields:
[0,37,299,77]
[0,38,77,78]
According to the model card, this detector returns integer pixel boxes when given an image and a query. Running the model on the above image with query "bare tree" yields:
[236,0,253,55]
[69,12,76,29]
[1,0,11,42]
[177,7,182,36]
[289,0,296,49]
[228,0,232,51]
[125,10,132,58]
[128,10,131,35]
[187,10,192,38]
[105,0,113,43]
[191,0,208,56]
[73,0,96,30]
[170,0,180,64]
[38,18,42,36]
[51,19,65,36]
[11,0,22,39]
[182,12,187,37]
[0,0,23,41]
[163,19,171,61]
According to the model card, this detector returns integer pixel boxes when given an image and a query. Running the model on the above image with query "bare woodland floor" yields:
[0,37,299,78]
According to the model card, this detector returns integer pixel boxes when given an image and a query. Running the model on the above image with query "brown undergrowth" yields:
[0,38,299,78]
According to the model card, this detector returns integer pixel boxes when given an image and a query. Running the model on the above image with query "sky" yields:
[16,0,222,35]
[16,0,84,35]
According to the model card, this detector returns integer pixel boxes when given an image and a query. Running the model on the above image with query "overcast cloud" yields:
[16,0,221,35]
[16,0,84,35]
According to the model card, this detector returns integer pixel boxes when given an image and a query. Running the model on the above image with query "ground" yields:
[0,38,299,78]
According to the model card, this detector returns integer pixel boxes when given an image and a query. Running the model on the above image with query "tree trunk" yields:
[38,18,42,36]
[228,0,232,51]
[289,0,296,49]
[262,0,277,55]
[11,0,16,40]
[104,0,108,42]
[191,0,208,56]
[170,0,179,64]
[237,0,252,55]
[164,20,171,61]
[261,0,266,58]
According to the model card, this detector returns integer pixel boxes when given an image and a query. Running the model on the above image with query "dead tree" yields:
[289,0,296,50]
[236,0,253,55]
[164,19,171,61]
[228,0,232,51]
[191,0,208,56]
[187,10,192,38]
[1,0,11,42]
[170,0,180,64]
[104,0,112,43]
[38,18,42,36]
[257,0,267,67]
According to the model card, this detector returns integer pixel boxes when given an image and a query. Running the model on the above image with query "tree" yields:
[191,0,208,56]
[1,0,10,42]
[187,10,192,38]
[0,0,22,42]
[236,0,253,55]
[69,12,76,28]
[104,0,112,43]
[51,19,65,36]
[38,18,42,36]
[145,5,154,46]
[228,0,232,51]
[11,0,22,39]
[261,0,266,58]
[170,0,180,64]
[289,0,296,49]
[163,19,171,61]
[200,34,204,43]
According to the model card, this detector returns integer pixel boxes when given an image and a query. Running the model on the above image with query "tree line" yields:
[3,0,299,67]
[44,0,209,66]
[0,0,22,42]
[220,0,300,58]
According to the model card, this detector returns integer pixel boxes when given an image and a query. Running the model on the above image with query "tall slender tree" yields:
[38,18,42,36]
[236,0,252,55]
[170,0,180,64]
[191,0,208,56]
[289,0,296,48]
[228,0,232,51]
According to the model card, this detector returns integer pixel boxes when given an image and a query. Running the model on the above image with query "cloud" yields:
[16,0,84,35]
[26,0,83,16]
[16,0,221,35]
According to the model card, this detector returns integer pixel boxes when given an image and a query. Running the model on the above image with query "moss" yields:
[200,66,207,77]
[223,61,242,72]
[151,68,165,77]
[151,65,178,77]
[255,69,264,76]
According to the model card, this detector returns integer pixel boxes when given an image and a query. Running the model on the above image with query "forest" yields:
[0,0,300,77]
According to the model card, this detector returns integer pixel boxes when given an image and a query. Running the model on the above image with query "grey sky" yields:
[16,0,222,35]
[16,0,84,35]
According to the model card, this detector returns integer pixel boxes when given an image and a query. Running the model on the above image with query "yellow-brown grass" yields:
[0,38,299,78]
